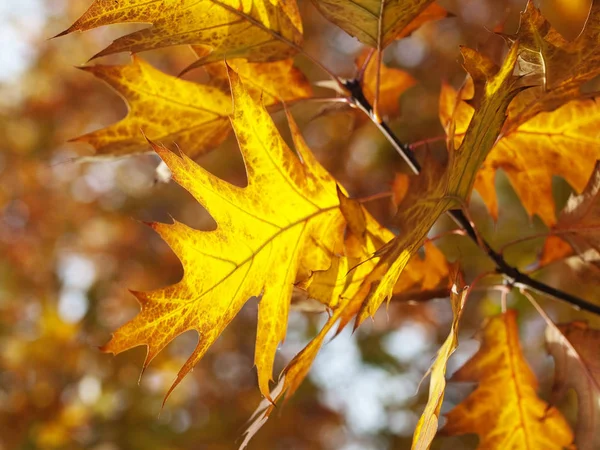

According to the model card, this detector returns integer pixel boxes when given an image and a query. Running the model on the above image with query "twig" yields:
[343,78,600,316]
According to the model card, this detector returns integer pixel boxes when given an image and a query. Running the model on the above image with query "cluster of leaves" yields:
[54,0,600,448]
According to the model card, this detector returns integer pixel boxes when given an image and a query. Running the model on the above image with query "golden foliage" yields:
[38,1,600,448]
[74,57,311,157]
[58,0,303,66]
[101,68,346,400]
[98,61,450,440]
[443,310,574,450]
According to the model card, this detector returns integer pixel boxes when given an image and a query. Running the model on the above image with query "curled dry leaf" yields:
[443,310,574,450]
[436,0,600,224]
[508,0,600,126]
[73,57,311,158]
[440,82,600,225]
[546,321,600,450]
[57,0,303,68]
[411,281,467,450]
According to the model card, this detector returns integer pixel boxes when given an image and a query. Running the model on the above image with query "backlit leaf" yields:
[411,281,467,450]
[443,310,574,450]
[100,68,346,401]
[58,0,303,65]
[73,57,311,158]
[541,163,600,266]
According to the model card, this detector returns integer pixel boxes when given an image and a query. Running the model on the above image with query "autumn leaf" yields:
[443,310,574,449]
[100,67,350,401]
[312,0,446,49]
[440,81,600,225]
[356,49,416,119]
[57,0,303,66]
[354,44,523,326]
[91,54,452,444]
[507,0,600,126]
[73,56,311,158]
[411,281,467,450]
[546,321,600,450]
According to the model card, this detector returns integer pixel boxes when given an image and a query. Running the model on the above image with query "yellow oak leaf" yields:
[443,310,574,450]
[204,58,312,106]
[100,67,347,401]
[546,321,600,449]
[354,44,523,326]
[411,280,467,450]
[57,0,302,66]
[73,56,311,158]
[355,49,416,119]
[440,82,600,225]
[312,1,446,49]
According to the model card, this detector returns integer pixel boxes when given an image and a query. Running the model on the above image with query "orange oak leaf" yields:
[411,281,467,450]
[440,81,600,225]
[57,0,302,67]
[312,1,447,49]
[546,321,600,449]
[73,57,311,158]
[443,310,574,449]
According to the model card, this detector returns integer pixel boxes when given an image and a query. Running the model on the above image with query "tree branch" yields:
[343,79,600,316]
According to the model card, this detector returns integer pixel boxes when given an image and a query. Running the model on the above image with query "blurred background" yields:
[1,0,599,449]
